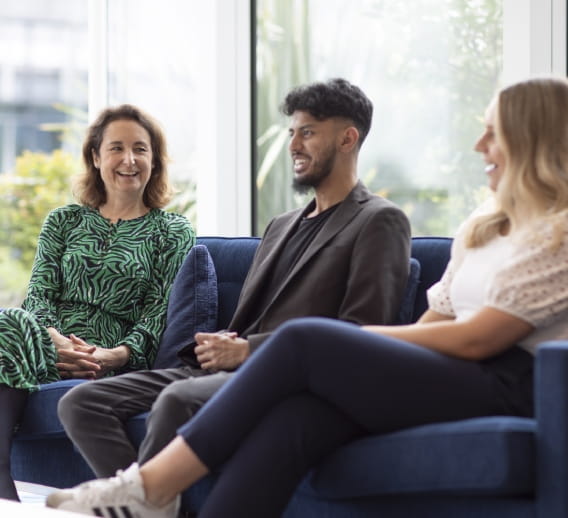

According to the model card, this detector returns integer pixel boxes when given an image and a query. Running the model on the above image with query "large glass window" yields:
[0,0,562,306]
[0,1,88,306]
[255,0,503,236]
[105,0,215,224]
[0,0,211,307]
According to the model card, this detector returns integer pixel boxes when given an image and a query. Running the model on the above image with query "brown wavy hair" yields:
[74,104,173,208]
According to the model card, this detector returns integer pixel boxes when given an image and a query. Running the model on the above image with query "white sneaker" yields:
[45,463,180,518]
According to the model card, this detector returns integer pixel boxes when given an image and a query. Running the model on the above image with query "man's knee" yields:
[151,373,231,419]
[151,380,199,420]
[57,381,97,426]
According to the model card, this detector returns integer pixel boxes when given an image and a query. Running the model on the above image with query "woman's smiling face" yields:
[474,99,506,192]
[92,119,153,202]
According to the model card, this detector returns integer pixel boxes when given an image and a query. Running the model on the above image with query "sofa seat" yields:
[175,416,537,516]
[302,416,535,498]
[16,380,84,439]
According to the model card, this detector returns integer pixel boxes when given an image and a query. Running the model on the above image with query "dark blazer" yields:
[229,181,411,352]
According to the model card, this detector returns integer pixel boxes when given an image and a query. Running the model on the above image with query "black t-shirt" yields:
[257,203,340,310]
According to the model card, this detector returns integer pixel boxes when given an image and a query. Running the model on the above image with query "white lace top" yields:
[427,201,568,354]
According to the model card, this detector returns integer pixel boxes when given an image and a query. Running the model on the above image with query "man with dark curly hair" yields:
[57,78,411,488]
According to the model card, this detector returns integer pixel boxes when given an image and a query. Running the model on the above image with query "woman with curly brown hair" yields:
[0,105,194,501]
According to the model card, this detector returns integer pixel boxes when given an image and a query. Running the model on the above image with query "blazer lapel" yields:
[266,181,371,306]
[234,207,306,315]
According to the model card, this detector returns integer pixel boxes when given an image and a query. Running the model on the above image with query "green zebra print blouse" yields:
[16,204,194,379]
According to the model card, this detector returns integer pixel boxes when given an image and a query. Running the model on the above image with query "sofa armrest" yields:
[536,341,568,516]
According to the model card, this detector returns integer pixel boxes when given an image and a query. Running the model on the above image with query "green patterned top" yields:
[21,204,195,372]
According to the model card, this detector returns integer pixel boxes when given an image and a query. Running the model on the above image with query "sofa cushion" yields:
[394,257,421,324]
[303,416,536,498]
[153,244,218,369]
[411,237,452,321]
[197,237,260,329]
[16,379,86,439]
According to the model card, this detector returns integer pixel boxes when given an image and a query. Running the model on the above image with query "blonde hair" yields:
[74,104,173,209]
[466,78,568,249]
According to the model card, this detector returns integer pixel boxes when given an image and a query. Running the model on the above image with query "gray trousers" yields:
[57,367,232,477]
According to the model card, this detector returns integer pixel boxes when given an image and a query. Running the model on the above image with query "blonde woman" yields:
[48,78,568,518]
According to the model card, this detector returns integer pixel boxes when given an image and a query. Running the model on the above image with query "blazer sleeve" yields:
[338,204,411,325]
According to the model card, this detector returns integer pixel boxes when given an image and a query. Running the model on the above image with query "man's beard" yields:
[292,150,336,194]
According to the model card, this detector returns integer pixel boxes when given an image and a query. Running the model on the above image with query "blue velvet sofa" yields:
[11,236,564,517]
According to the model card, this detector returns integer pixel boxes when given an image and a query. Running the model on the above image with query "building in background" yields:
[0,2,87,173]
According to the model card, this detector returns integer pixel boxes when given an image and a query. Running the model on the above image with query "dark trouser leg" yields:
[200,394,363,518]
[58,367,193,477]
[0,385,28,501]
[138,371,232,464]
[179,317,533,516]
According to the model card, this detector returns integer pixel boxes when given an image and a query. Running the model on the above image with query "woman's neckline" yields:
[93,206,153,224]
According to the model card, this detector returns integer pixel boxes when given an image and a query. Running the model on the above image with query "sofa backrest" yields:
[198,235,453,327]
[197,236,261,329]
[410,237,452,322]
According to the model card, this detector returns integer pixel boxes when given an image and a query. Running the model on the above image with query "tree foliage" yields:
[0,150,78,304]
[0,148,195,306]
